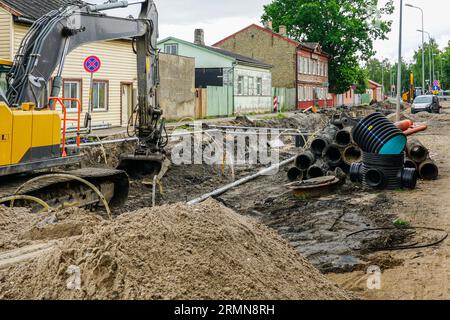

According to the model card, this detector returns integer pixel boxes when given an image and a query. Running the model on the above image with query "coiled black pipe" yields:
[364,168,385,189]
[352,112,406,154]
[350,163,364,183]
[401,168,418,189]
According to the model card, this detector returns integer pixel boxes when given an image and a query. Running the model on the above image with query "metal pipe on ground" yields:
[188,156,296,205]
[287,167,303,182]
[323,144,343,167]
[307,159,330,179]
[342,145,362,165]
[295,150,316,170]
[404,158,418,170]
[335,128,352,147]
[419,158,439,180]
[310,125,339,156]
[406,139,429,163]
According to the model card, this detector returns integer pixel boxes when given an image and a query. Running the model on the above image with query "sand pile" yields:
[0,206,102,251]
[0,200,350,300]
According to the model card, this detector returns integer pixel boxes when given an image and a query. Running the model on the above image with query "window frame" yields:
[92,80,109,112]
[62,78,82,112]
[237,76,244,95]
[164,43,179,55]
[256,77,263,96]
[248,76,254,96]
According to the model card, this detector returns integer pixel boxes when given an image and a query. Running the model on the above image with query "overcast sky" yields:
[93,0,450,63]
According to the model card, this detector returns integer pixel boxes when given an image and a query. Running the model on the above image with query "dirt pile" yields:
[0,206,103,251]
[0,200,350,300]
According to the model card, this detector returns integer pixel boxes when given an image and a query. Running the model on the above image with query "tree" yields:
[262,0,394,94]
[354,68,369,94]
[365,58,392,95]
[440,41,450,89]
[411,39,441,90]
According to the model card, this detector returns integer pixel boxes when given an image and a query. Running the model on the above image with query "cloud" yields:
[90,0,449,62]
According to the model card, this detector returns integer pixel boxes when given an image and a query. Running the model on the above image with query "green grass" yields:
[393,218,411,228]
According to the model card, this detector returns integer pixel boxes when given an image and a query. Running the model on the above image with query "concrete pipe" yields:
[306,159,330,179]
[419,159,439,180]
[343,145,362,165]
[404,158,418,170]
[335,128,352,147]
[323,144,343,167]
[287,167,304,182]
[406,139,429,164]
[295,151,316,170]
[310,125,339,156]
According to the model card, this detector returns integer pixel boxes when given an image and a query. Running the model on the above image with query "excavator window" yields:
[0,63,11,93]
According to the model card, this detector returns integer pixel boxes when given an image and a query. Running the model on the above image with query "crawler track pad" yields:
[118,154,165,178]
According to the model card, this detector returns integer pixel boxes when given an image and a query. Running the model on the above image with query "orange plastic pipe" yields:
[395,120,414,131]
[404,125,428,136]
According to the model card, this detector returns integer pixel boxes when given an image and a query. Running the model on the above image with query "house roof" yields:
[369,80,382,87]
[158,36,272,69]
[0,0,72,21]
[213,24,329,57]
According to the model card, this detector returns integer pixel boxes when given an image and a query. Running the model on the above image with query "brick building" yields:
[214,24,332,109]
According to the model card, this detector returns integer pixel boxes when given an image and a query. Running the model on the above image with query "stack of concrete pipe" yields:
[405,139,439,180]
[287,124,363,182]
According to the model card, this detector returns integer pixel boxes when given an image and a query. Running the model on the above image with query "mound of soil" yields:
[0,200,350,300]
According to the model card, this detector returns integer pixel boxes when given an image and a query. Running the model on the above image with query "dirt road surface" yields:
[328,102,450,300]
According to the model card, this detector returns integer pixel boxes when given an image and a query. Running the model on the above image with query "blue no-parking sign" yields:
[84,56,101,73]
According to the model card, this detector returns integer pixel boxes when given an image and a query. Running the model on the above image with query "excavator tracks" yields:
[0,168,129,214]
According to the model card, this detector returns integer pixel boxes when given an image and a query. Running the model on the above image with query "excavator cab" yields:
[0,59,12,101]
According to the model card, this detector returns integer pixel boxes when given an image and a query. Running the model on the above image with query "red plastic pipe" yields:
[404,125,428,136]
[395,120,414,131]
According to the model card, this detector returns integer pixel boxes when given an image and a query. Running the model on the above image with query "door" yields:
[121,83,133,127]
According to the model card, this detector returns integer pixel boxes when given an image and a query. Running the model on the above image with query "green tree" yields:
[440,41,450,89]
[365,58,392,95]
[354,68,369,94]
[262,0,394,94]
[411,39,441,90]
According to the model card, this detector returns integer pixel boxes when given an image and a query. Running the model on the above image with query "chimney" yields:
[263,21,273,30]
[279,25,287,37]
[194,29,205,45]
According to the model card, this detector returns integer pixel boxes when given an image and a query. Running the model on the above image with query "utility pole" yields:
[381,59,385,99]
[419,30,433,92]
[406,4,425,94]
[396,0,403,121]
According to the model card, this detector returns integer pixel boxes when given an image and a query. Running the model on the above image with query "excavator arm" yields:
[6,0,166,167]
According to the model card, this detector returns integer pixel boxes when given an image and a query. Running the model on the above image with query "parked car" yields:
[438,90,450,101]
[411,95,441,114]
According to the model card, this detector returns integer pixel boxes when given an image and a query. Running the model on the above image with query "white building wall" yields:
[233,64,272,114]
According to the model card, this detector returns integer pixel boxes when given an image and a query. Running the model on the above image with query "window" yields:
[93,81,108,111]
[63,80,81,110]
[237,76,244,95]
[256,78,263,95]
[164,43,178,55]
[248,77,254,95]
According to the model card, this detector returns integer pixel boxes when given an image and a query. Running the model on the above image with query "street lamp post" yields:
[418,29,433,92]
[406,3,425,94]
[396,0,404,121]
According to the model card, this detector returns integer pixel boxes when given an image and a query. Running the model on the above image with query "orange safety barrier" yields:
[48,97,81,157]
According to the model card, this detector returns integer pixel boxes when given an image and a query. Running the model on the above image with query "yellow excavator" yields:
[0,0,167,213]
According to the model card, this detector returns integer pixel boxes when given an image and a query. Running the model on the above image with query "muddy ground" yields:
[75,109,422,275]
[2,106,448,299]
